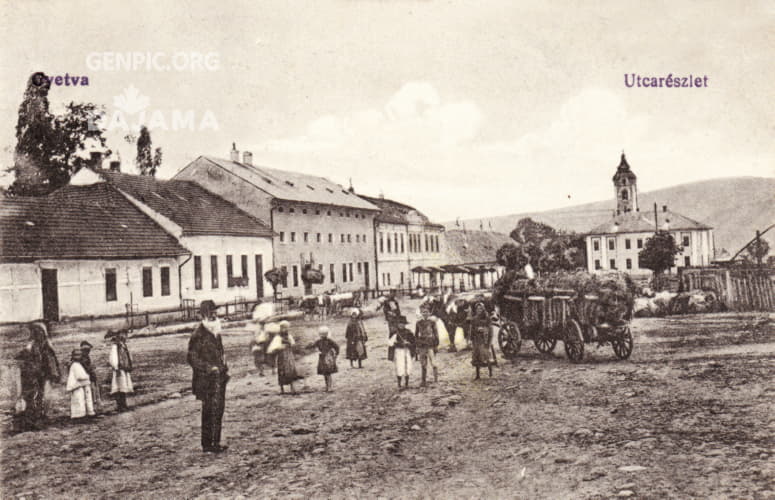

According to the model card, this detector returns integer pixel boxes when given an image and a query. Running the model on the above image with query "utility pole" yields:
[653,202,658,233]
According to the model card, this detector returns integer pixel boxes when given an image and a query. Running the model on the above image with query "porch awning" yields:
[426,266,446,273]
[441,264,469,273]
[411,266,431,273]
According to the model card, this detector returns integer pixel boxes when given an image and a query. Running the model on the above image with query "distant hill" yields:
[446,177,775,256]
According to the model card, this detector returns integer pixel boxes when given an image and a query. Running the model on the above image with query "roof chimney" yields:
[662,205,667,212]
[243,151,252,166]
[109,159,121,172]
[230,142,239,162]
[88,151,103,169]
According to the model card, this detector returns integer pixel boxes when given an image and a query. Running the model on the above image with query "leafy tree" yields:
[503,218,586,274]
[496,243,528,270]
[136,126,162,176]
[638,231,682,275]
[8,72,108,195]
[743,238,770,265]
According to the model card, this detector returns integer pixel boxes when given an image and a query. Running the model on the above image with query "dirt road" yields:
[1,308,773,499]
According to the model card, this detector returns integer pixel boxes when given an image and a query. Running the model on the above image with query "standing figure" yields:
[383,289,401,360]
[107,329,133,412]
[14,322,61,430]
[250,321,270,377]
[66,349,95,420]
[387,315,416,389]
[268,321,303,395]
[448,299,470,352]
[311,326,339,392]
[470,302,494,379]
[345,309,368,368]
[415,306,440,386]
[80,341,101,412]
[188,300,230,453]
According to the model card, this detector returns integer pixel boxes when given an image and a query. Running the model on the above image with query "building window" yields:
[292,265,299,287]
[356,234,360,243]
[281,266,288,288]
[347,234,352,243]
[105,268,117,302]
[161,267,171,296]
[594,259,601,270]
[682,233,691,247]
[289,207,295,214]
[349,263,353,281]
[278,206,284,213]
[226,256,234,287]
[317,233,321,243]
[328,233,333,243]
[593,238,600,252]
[327,210,332,216]
[400,234,405,253]
[211,256,219,289]
[387,236,392,253]
[394,233,398,253]
[279,232,285,243]
[379,233,384,253]
[626,258,632,270]
[363,234,367,243]
[609,259,616,270]
[400,272,404,284]
[684,256,691,267]
[194,256,202,290]
[625,239,631,250]
[304,232,309,243]
[425,234,429,252]
[290,232,296,243]
[435,235,440,252]
[330,264,335,283]
[241,255,248,279]
[357,262,362,274]
[142,267,153,297]
[302,208,307,214]
[315,209,320,215]
[341,234,345,243]
[637,238,643,249]
[608,238,615,251]
[342,263,348,282]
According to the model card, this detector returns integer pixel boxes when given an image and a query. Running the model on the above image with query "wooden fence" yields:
[680,267,775,312]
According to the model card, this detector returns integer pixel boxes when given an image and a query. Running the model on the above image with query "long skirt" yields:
[70,385,95,419]
[111,369,134,394]
[346,340,367,361]
[393,347,413,377]
[277,349,302,385]
[471,340,493,367]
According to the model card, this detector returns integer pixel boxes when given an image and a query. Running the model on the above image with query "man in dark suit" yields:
[188,300,229,453]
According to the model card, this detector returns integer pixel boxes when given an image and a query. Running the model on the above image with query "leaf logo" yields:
[113,85,150,115]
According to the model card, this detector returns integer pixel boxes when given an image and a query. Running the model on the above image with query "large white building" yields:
[585,154,714,278]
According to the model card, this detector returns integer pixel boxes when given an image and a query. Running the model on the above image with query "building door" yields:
[41,269,59,322]
[363,262,370,290]
[255,255,264,299]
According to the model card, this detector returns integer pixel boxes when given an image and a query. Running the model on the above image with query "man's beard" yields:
[203,318,222,336]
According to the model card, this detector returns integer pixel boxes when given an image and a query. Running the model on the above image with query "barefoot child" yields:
[311,326,339,392]
[66,349,95,420]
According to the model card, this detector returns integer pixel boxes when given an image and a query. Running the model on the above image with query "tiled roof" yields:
[445,230,513,265]
[587,209,712,236]
[0,183,189,261]
[197,156,380,211]
[358,195,444,229]
[99,171,273,238]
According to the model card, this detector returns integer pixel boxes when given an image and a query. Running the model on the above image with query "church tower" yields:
[612,152,638,214]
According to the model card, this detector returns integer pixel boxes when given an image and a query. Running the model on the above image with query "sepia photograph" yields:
[0,1,773,498]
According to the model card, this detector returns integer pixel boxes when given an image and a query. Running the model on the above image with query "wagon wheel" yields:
[563,319,584,363]
[497,321,522,359]
[533,334,557,354]
[611,326,634,360]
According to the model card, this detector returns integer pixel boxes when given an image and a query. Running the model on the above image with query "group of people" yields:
[383,289,498,388]
[13,323,134,430]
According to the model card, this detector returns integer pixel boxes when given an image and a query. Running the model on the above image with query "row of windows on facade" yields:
[104,266,172,302]
[279,232,369,244]
[277,261,368,289]
[191,255,260,291]
[379,232,440,254]
[276,205,368,219]
[594,255,692,271]
[592,233,692,252]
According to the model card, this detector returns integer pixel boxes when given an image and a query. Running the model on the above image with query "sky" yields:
[1,0,773,222]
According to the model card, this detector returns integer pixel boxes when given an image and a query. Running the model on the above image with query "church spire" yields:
[612,151,638,214]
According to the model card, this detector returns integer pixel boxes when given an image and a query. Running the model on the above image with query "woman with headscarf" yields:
[268,321,303,395]
[311,326,339,392]
[14,322,61,430]
[470,302,494,380]
[107,329,133,412]
[66,349,95,420]
[345,309,368,368]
